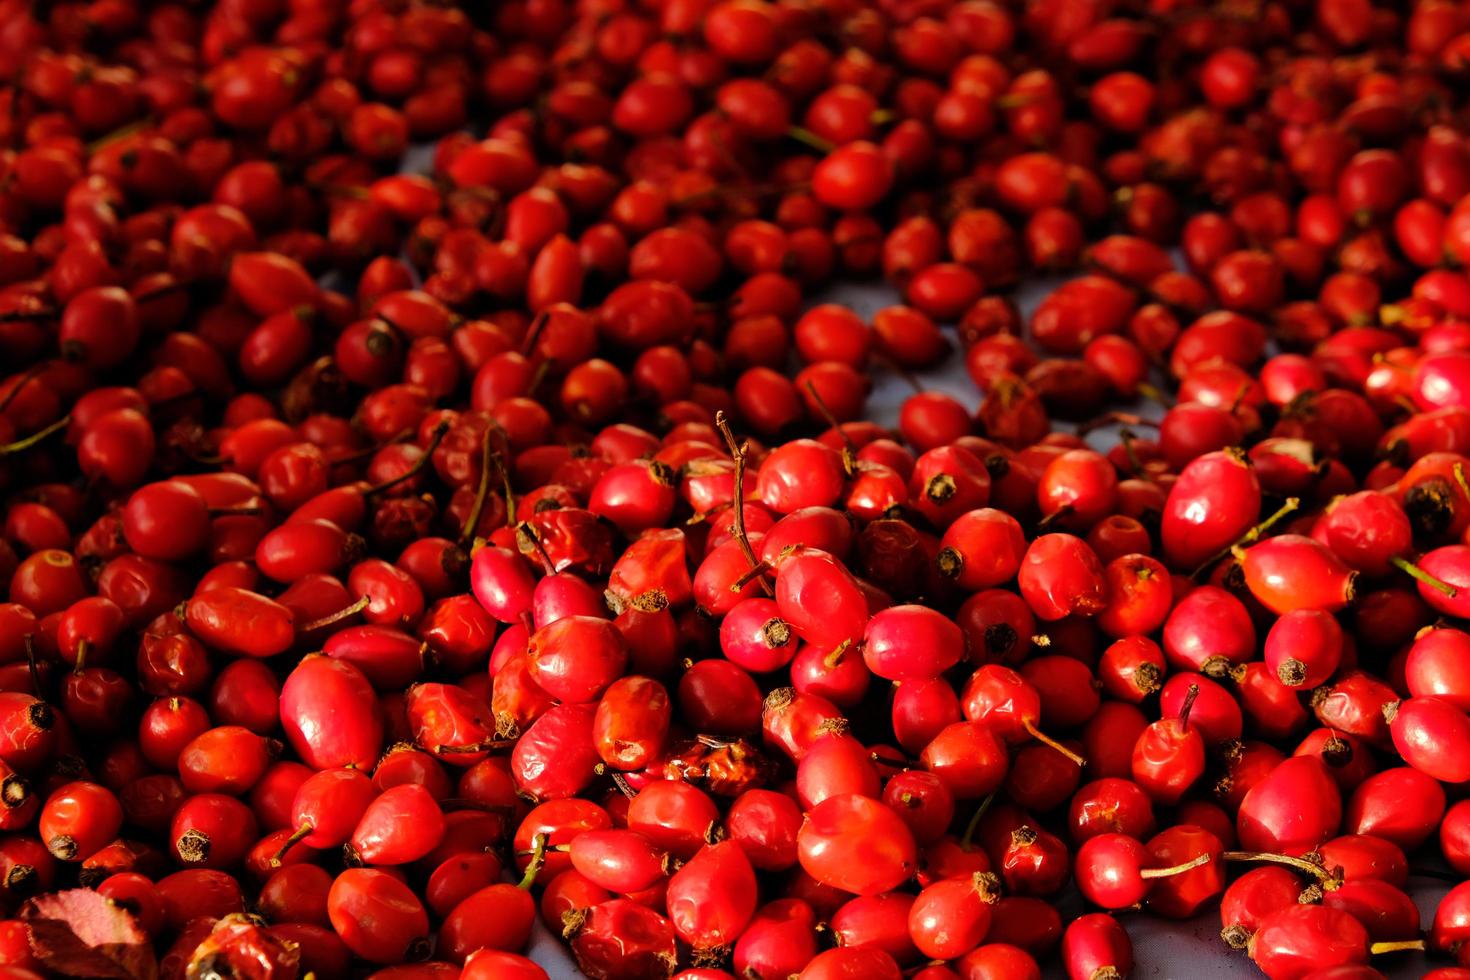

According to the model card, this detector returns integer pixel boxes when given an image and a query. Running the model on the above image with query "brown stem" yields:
[1035,504,1073,532]
[207,504,263,518]
[1139,852,1212,878]
[299,596,370,633]
[1117,428,1146,477]
[500,457,517,529]
[1221,851,1339,886]
[802,382,857,475]
[730,560,772,592]
[527,358,551,396]
[271,823,313,867]
[1177,684,1201,728]
[519,309,550,356]
[516,522,557,575]
[695,733,737,749]
[714,411,773,597]
[459,425,497,548]
[363,419,451,498]
[436,738,517,755]
[24,635,41,701]
[1227,382,1253,416]
[1022,719,1086,767]
[871,747,919,768]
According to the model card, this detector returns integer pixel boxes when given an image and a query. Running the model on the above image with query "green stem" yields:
[787,126,835,153]
[519,833,549,889]
[1391,555,1457,597]
[0,416,69,456]
[960,792,996,850]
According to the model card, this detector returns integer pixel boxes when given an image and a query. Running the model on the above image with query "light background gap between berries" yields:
[380,142,1450,980]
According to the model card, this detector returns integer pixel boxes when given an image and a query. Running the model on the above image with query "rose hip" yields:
[0,1,1465,975]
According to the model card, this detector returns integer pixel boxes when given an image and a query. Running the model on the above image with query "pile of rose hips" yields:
[10,0,1470,978]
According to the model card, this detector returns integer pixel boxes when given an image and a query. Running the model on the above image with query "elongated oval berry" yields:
[1162,585,1255,673]
[1239,535,1356,614]
[732,898,818,978]
[40,781,122,862]
[1063,912,1134,980]
[1414,545,1470,618]
[606,528,693,610]
[526,616,628,703]
[176,726,274,795]
[229,252,321,316]
[122,481,212,561]
[288,768,378,851]
[908,873,1000,960]
[592,676,671,771]
[462,950,547,980]
[1161,450,1260,570]
[1236,756,1342,856]
[665,840,759,954]
[920,721,1009,800]
[348,784,446,866]
[511,703,599,802]
[0,691,56,772]
[438,880,537,964]
[280,656,384,771]
[720,598,797,673]
[1387,696,1470,783]
[569,829,671,894]
[322,626,427,691]
[1405,627,1470,710]
[405,682,498,764]
[470,546,537,624]
[1220,866,1304,947]
[797,794,917,896]
[184,588,296,658]
[756,440,848,513]
[936,508,1028,591]
[862,605,964,681]
[1312,490,1413,576]
[774,549,869,654]
[326,868,429,964]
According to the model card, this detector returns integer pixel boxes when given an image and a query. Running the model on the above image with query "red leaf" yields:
[20,888,158,980]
